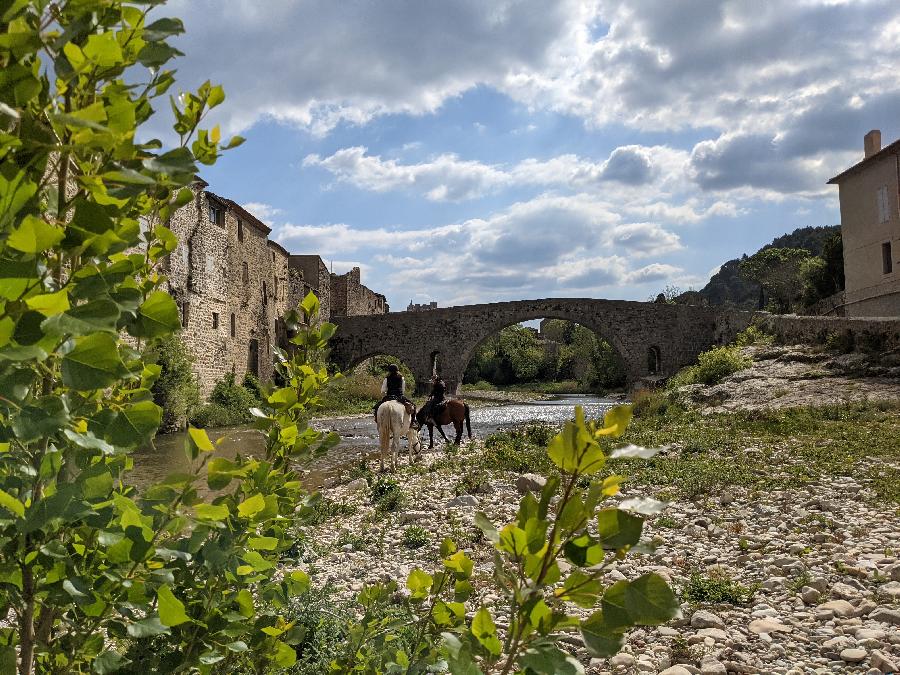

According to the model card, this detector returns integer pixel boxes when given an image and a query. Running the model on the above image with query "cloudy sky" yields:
[166,0,900,309]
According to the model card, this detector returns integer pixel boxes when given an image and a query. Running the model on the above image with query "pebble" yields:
[690,610,725,629]
[515,473,546,493]
[749,618,792,634]
[839,647,867,663]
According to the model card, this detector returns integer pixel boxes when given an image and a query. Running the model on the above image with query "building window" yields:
[273,276,278,300]
[262,281,268,306]
[180,301,190,327]
[237,219,244,242]
[271,251,275,262]
[208,201,223,225]
[877,186,891,224]
[212,312,219,329]
[647,346,661,375]
[242,261,249,284]
[883,241,893,275]
[230,313,236,337]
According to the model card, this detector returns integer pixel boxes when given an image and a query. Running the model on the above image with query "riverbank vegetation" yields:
[463,321,625,394]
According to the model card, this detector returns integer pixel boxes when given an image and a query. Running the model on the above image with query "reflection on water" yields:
[132,394,618,491]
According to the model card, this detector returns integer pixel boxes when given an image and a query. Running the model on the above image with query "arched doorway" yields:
[647,346,661,375]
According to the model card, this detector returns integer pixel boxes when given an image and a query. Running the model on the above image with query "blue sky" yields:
[164,0,900,310]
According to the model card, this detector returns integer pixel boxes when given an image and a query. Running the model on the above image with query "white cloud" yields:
[241,202,283,224]
[275,193,685,302]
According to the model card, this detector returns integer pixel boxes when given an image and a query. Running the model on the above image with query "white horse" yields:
[375,400,422,471]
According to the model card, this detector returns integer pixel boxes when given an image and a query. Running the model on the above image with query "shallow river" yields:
[133,394,617,492]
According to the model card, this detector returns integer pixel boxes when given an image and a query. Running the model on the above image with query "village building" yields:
[160,180,387,396]
[407,300,439,311]
[828,130,900,316]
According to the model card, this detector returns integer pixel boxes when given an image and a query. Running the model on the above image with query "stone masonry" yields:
[159,180,386,397]
[328,299,900,394]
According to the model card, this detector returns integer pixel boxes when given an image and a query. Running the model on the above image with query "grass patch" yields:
[319,373,382,416]
[477,423,557,475]
[615,400,900,504]
[683,569,757,605]
[302,497,358,526]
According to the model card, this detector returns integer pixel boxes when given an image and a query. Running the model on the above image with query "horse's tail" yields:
[464,403,471,439]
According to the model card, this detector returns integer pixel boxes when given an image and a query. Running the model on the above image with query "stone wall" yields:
[330,266,388,316]
[753,313,900,351]
[288,255,331,322]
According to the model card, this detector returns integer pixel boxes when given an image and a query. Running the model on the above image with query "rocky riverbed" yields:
[290,344,900,674]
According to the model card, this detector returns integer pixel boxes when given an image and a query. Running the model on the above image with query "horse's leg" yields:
[453,420,462,445]
[427,423,434,448]
[436,423,451,445]
[377,416,387,472]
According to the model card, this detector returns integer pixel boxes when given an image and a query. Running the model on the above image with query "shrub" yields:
[683,569,757,605]
[145,334,201,433]
[632,388,669,418]
[453,467,491,495]
[732,324,774,348]
[303,497,358,526]
[669,346,751,387]
[369,476,405,513]
[824,330,855,353]
[402,525,429,549]
[191,371,262,427]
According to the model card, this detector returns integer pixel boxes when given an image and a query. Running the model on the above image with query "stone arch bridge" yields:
[329,298,756,394]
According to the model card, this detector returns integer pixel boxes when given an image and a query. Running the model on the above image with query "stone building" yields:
[159,180,387,396]
[330,266,388,316]
[407,300,438,311]
[828,129,900,316]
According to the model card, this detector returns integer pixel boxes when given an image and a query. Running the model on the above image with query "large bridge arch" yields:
[450,309,633,392]
[329,298,752,395]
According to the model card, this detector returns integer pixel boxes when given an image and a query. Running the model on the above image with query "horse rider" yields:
[422,375,447,422]
[373,364,414,419]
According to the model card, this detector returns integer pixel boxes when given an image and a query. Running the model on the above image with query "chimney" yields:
[864,129,882,158]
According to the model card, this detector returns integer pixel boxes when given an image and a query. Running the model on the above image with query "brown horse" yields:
[416,398,472,447]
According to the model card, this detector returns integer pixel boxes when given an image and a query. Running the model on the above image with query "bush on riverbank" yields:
[668,345,751,387]
[191,372,263,428]
[145,334,201,433]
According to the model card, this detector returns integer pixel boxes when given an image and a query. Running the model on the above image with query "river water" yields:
[133,394,618,492]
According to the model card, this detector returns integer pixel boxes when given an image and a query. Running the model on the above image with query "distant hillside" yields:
[679,225,841,309]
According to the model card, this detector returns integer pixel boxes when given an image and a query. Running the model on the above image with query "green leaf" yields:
[596,404,633,438]
[273,640,296,668]
[106,401,161,447]
[193,503,229,521]
[187,427,214,452]
[406,568,433,600]
[471,607,502,656]
[300,292,319,320]
[83,32,123,67]
[547,412,605,475]
[473,511,499,543]
[157,585,190,626]
[563,533,604,567]
[237,493,265,518]
[25,289,70,316]
[93,650,128,674]
[126,617,170,638]
[62,333,128,389]
[7,214,64,253]
[42,299,121,337]
[580,611,625,658]
[143,17,185,41]
[129,291,180,338]
[610,573,679,626]
[519,644,584,675]
[0,488,25,518]
[247,536,278,551]
[12,396,68,443]
[0,258,38,300]
[596,508,643,549]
